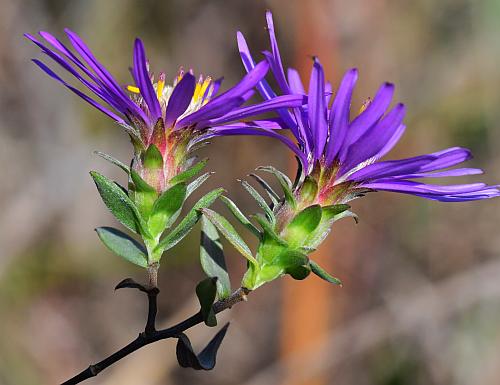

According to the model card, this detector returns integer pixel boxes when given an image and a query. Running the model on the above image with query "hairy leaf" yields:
[253,214,287,246]
[90,171,142,234]
[257,166,296,209]
[129,169,158,220]
[143,144,163,169]
[96,227,148,267]
[220,196,261,238]
[94,151,130,174]
[239,179,275,223]
[200,216,231,299]
[149,183,187,237]
[186,172,213,198]
[248,173,279,207]
[310,260,342,286]
[170,158,208,185]
[283,204,322,248]
[201,208,258,266]
[154,188,224,255]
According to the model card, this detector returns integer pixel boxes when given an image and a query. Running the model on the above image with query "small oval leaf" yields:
[96,227,148,267]
[154,188,224,255]
[90,171,142,234]
[283,204,322,247]
[149,182,187,236]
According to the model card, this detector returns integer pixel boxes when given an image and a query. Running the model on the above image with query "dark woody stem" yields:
[61,286,250,385]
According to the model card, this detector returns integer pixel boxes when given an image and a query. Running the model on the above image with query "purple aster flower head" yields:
[236,11,500,207]
[25,30,304,192]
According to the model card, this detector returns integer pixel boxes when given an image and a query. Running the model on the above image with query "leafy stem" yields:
[60,282,250,385]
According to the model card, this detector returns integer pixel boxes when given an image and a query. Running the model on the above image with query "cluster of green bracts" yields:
[205,166,358,290]
[91,144,357,315]
[91,145,222,274]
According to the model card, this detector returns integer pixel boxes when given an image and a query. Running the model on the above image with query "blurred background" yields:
[1,0,500,384]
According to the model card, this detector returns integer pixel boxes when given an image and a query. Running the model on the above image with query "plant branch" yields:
[145,287,159,334]
[61,287,250,385]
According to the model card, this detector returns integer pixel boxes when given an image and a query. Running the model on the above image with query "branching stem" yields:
[61,286,250,385]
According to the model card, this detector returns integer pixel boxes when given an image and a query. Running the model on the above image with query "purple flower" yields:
[234,11,499,203]
[26,29,304,190]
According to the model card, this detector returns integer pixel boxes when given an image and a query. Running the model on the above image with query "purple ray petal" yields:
[374,124,406,160]
[210,124,307,167]
[288,68,305,94]
[393,168,484,179]
[347,155,436,182]
[325,81,333,106]
[265,10,290,94]
[363,179,488,195]
[237,31,276,101]
[63,29,146,120]
[343,82,395,150]
[29,34,134,118]
[412,190,499,202]
[308,59,328,160]
[418,147,472,172]
[342,103,406,173]
[237,31,298,133]
[326,68,358,164]
[132,38,161,121]
[207,94,305,125]
[165,72,196,128]
[32,59,125,124]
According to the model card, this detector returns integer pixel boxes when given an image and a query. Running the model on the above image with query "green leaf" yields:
[143,144,163,169]
[201,208,258,266]
[272,249,308,268]
[154,188,224,256]
[94,151,130,174]
[220,196,261,238]
[90,171,142,234]
[299,176,318,203]
[96,227,148,267]
[129,169,158,219]
[196,277,218,327]
[302,204,354,250]
[253,214,287,246]
[170,158,208,185]
[333,209,359,224]
[287,264,311,280]
[239,179,275,223]
[321,204,350,221]
[257,165,293,187]
[186,172,213,198]
[200,216,231,300]
[254,265,283,285]
[148,183,187,237]
[310,260,342,286]
[283,204,322,247]
[257,166,296,209]
[248,173,280,207]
